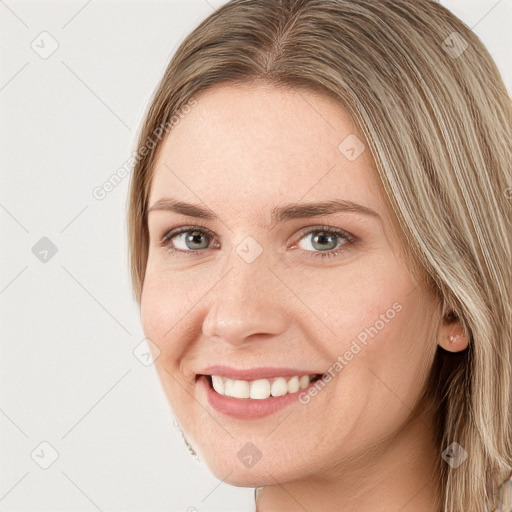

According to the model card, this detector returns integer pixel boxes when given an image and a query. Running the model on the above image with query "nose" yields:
[201,257,291,347]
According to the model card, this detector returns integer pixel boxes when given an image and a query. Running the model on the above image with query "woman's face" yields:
[141,83,439,486]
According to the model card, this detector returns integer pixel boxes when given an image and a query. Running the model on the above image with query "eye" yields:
[292,225,355,259]
[160,226,218,256]
[159,224,356,259]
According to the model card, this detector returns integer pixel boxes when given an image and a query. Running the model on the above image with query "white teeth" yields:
[270,377,288,397]
[299,375,310,389]
[231,379,250,399]
[212,375,224,394]
[287,376,299,393]
[250,379,271,399]
[210,374,317,399]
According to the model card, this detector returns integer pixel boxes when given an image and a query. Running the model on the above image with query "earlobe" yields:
[437,310,470,352]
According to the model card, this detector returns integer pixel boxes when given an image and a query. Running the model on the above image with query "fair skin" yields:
[140,83,469,512]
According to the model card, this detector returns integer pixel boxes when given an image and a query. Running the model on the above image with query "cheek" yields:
[302,256,435,387]
[295,258,413,348]
[140,263,214,369]
[140,269,185,353]
[336,285,437,415]
[140,276,164,340]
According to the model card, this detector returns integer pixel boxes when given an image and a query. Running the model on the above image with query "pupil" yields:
[187,231,208,250]
[313,232,336,251]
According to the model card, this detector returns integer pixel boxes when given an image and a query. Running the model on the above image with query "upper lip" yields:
[198,365,323,381]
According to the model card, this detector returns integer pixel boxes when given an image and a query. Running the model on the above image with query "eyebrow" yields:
[148,197,381,225]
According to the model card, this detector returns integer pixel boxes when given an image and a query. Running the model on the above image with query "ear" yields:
[437,310,470,352]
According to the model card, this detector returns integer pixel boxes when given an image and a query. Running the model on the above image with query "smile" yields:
[197,373,325,419]
[209,374,322,399]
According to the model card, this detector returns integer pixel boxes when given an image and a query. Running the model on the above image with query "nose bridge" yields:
[201,246,289,345]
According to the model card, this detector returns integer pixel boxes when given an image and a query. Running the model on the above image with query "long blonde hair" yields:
[127,1,512,510]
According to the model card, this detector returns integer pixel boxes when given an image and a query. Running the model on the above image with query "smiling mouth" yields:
[199,373,323,400]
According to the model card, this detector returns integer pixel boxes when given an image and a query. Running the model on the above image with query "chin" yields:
[199,449,303,488]
[208,466,278,488]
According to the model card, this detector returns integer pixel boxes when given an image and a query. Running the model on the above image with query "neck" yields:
[256,412,441,512]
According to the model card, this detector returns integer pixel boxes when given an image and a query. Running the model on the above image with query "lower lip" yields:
[198,375,317,419]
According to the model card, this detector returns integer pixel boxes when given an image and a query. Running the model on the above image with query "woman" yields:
[127,1,511,510]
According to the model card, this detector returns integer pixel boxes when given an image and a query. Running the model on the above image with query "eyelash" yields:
[159,224,356,260]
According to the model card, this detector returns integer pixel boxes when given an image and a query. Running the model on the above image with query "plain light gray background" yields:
[0,1,510,511]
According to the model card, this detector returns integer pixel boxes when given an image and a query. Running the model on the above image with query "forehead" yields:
[149,84,383,216]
